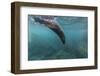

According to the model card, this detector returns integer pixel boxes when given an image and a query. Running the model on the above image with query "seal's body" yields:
[33,16,65,44]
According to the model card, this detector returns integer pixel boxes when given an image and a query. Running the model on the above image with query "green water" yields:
[28,15,88,60]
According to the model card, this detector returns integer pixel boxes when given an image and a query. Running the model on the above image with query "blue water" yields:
[28,15,88,61]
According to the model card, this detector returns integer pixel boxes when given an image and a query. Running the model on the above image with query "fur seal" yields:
[33,16,65,44]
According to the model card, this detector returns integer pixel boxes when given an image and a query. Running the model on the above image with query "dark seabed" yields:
[28,15,88,61]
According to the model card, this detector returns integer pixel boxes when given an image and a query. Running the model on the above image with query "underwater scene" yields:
[28,15,88,61]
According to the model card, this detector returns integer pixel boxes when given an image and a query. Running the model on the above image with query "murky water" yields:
[28,15,88,61]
